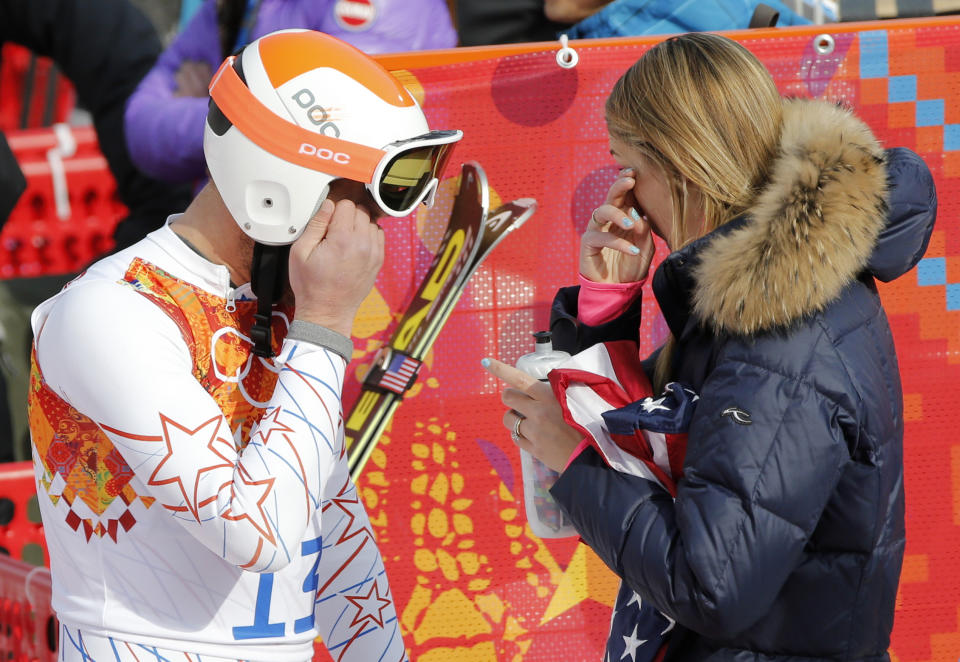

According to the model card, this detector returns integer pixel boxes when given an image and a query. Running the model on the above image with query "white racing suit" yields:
[28,222,406,662]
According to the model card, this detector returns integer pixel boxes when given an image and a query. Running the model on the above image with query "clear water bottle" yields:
[515,331,577,539]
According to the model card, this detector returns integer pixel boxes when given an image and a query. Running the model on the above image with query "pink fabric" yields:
[577,273,645,326]
[563,438,592,473]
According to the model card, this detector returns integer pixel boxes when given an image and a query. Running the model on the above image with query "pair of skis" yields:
[345,162,536,480]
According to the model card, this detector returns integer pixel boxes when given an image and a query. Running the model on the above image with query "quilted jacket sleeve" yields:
[551,357,849,638]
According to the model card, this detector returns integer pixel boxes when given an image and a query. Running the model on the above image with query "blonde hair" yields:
[604,33,783,389]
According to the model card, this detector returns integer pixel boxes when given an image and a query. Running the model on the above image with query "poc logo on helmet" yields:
[291,89,340,137]
[298,143,351,164]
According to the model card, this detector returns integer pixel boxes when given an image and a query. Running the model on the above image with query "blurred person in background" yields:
[548,0,812,38]
[0,0,192,461]
[0,132,26,462]
[455,0,811,46]
[455,0,568,46]
[125,0,457,186]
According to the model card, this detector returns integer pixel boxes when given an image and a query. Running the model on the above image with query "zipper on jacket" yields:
[225,287,237,313]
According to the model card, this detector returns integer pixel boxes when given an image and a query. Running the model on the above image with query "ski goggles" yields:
[209,57,463,217]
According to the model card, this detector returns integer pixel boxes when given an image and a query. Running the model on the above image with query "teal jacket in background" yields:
[563,0,815,39]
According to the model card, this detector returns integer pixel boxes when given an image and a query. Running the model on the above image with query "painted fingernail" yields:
[481,358,491,367]
[622,216,634,228]
[619,167,634,176]
[630,208,641,221]
[629,246,641,255]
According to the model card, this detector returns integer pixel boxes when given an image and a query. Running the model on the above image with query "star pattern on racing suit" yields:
[29,237,408,661]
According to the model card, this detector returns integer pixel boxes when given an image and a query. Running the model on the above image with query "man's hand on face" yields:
[288,191,385,338]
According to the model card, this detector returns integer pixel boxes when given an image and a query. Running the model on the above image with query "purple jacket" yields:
[124,0,456,183]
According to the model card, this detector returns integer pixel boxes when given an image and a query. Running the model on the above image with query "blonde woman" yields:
[484,33,937,660]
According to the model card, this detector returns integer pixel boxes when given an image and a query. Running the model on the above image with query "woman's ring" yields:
[511,414,525,443]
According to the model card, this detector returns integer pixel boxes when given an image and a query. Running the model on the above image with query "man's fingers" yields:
[482,358,538,392]
[372,222,386,268]
[340,197,369,233]
[293,198,335,254]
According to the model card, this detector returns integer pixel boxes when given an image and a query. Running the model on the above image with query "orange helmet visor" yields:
[208,57,386,184]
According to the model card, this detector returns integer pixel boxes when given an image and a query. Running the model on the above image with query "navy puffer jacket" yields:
[549,98,937,661]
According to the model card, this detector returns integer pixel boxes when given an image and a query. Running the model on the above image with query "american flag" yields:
[373,350,421,394]
[547,340,697,662]
[604,588,676,662]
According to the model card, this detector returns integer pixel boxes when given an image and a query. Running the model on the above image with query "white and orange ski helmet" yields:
[204,29,462,246]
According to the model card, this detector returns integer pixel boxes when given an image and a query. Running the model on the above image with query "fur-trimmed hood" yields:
[690,98,895,335]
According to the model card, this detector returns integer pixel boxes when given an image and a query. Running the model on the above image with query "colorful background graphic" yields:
[2,16,959,661]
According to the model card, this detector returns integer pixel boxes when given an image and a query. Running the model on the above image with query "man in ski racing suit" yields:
[28,29,461,662]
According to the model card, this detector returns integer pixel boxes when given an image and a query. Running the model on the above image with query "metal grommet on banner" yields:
[813,33,835,55]
[556,34,579,69]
